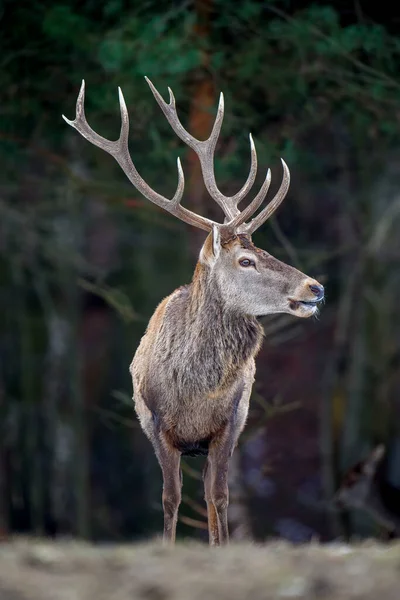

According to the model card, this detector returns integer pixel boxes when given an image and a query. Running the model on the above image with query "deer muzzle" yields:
[289,279,324,317]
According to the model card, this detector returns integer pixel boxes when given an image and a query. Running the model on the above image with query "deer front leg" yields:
[206,382,251,546]
[203,459,219,546]
[154,434,182,545]
[207,433,236,546]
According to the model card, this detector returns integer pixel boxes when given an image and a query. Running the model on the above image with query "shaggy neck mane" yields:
[147,257,265,401]
[182,261,264,384]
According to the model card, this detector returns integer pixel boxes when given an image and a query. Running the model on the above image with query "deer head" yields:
[63,79,324,317]
[199,228,323,317]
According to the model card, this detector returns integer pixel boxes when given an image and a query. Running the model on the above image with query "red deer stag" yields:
[335,445,400,538]
[63,78,324,545]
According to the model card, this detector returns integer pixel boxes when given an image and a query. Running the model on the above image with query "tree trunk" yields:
[186,0,214,256]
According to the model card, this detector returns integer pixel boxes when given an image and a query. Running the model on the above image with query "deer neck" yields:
[187,262,264,370]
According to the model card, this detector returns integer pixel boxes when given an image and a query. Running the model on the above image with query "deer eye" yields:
[239,258,255,268]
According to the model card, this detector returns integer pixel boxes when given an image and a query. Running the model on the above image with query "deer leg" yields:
[203,459,219,546]
[154,434,182,545]
[207,433,236,546]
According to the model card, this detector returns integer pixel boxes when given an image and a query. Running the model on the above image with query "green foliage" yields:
[2,1,399,178]
[42,5,93,48]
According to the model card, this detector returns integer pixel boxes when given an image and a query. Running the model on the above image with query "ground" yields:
[1,538,400,599]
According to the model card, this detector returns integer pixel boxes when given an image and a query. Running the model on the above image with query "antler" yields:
[241,158,290,235]
[62,80,214,232]
[145,78,259,221]
[62,79,290,237]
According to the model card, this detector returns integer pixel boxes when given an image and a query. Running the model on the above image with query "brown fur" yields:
[131,232,323,545]
[63,78,324,546]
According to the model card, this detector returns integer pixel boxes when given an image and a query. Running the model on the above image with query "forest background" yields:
[1,0,400,543]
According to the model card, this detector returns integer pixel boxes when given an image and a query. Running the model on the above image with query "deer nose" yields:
[309,283,324,300]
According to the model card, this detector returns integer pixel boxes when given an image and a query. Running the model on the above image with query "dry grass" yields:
[1,538,400,599]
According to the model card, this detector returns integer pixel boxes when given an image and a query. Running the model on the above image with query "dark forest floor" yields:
[1,538,400,599]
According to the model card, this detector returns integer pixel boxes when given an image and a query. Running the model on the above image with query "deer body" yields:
[131,276,262,451]
[131,238,263,453]
[64,78,324,545]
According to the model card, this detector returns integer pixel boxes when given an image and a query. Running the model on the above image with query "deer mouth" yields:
[299,300,319,307]
[289,298,320,316]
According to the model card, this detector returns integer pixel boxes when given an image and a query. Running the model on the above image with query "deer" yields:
[63,77,325,546]
[335,445,400,539]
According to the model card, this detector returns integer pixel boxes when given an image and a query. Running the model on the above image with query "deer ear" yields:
[200,226,221,266]
[211,225,221,260]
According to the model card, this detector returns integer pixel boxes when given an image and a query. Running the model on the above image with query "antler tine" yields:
[242,159,291,235]
[63,81,216,233]
[226,168,272,233]
[145,77,258,221]
[62,80,118,153]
